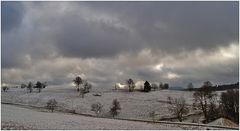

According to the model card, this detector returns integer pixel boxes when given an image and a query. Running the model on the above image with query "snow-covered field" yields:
[1,86,196,120]
[1,104,231,130]
[2,104,183,130]
[2,86,231,130]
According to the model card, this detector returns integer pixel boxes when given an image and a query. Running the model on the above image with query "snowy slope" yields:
[1,86,196,121]
[2,104,183,130]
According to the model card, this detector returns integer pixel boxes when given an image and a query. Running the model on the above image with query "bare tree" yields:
[83,80,92,93]
[168,97,189,122]
[91,102,103,116]
[110,99,121,117]
[79,80,92,98]
[46,99,58,112]
[27,82,33,93]
[79,88,85,98]
[220,89,239,123]
[35,81,43,93]
[126,79,135,92]
[193,81,217,123]
[73,76,83,92]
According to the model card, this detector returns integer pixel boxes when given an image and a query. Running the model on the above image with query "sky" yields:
[1,1,239,89]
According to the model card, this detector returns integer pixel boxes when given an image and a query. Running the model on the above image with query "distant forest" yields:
[185,82,239,91]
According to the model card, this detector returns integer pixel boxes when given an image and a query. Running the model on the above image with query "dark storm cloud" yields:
[11,1,236,59]
[1,2,239,88]
[78,1,238,53]
[54,16,139,58]
[1,2,25,32]
[2,1,238,58]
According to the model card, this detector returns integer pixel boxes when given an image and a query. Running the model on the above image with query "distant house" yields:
[135,81,145,90]
[114,83,127,90]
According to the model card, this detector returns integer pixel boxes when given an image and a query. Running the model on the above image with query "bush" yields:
[91,102,103,116]
[46,99,58,112]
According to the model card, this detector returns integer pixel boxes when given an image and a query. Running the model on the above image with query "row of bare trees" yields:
[46,98,121,119]
[20,81,47,93]
[125,78,169,92]
[2,81,47,93]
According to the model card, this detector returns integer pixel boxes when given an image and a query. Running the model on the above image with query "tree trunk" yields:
[77,85,80,92]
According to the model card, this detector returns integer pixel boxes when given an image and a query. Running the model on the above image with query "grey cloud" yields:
[80,2,238,52]
[1,2,25,32]
[2,2,238,59]
[1,2,238,88]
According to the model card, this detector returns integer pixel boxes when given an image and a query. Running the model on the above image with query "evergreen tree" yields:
[144,81,151,92]
[110,99,121,117]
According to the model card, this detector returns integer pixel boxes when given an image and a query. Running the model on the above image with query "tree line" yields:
[125,78,169,92]
[167,81,239,124]
[186,81,239,91]
[2,81,47,93]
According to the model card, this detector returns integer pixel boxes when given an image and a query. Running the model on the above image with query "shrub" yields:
[46,99,58,112]
[91,102,103,116]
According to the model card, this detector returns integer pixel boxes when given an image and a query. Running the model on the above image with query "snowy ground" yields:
[1,86,236,130]
[2,104,232,130]
[2,104,184,130]
[1,86,197,121]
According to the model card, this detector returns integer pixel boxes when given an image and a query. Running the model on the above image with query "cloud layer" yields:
[2,2,239,88]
